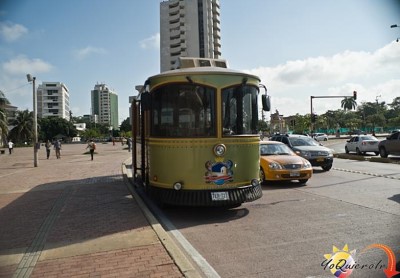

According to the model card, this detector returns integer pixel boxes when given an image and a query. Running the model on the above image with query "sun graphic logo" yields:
[323,244,356,278]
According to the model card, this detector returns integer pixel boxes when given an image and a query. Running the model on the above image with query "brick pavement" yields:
[0,143,195,278]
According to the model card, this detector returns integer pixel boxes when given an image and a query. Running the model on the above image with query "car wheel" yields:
[322,164,332,171]
[298,179,308,185]
[324,138,328,141]
[374,151,379,156]
[379,147,388,158]
[345,146,349,154]
[259,168,265,183]
[356,148,362,155]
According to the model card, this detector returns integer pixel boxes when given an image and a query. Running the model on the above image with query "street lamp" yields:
[26,74,38,167]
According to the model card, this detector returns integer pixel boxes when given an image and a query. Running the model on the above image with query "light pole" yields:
[27,74,38,167]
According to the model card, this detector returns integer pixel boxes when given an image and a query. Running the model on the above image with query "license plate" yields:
[316,158,324,162]
[211,191,229,201]
[290,172,300,177]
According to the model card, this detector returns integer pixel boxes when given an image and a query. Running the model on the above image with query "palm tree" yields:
[9,110,34,143]
[341,97,357,111]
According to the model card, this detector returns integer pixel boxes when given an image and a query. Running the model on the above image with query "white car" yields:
[345,135,379,155]
[313,133,328,141]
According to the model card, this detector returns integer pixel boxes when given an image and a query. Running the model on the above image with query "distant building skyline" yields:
[159,0,222,72]
[91,83,119,130]
[37,82,70,120]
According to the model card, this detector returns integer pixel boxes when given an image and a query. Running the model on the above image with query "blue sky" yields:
[1,0,399,124]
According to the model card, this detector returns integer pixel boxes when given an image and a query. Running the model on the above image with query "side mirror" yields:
[262,95,271,111]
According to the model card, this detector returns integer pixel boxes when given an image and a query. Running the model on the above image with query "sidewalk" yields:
[0,143,200,278]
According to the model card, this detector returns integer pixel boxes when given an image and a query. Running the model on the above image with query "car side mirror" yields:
[262,94,271,112]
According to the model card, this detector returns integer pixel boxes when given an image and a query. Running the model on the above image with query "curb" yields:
[334,153,400,164]
[121,161,203,278]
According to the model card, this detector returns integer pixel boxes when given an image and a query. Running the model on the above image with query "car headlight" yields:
[269,162,282,170]
[296,150,311,158]
[303,161,312,168]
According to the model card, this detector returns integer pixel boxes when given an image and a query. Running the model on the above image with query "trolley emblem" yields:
[204,160,234,185]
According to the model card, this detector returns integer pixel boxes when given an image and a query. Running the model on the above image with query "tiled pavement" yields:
[0,143,200,278]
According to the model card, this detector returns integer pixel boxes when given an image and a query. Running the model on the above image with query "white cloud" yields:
[0,21,28,42]
[2,55,53,75]
[139,33,160,49]
[73,46,106,60]
[246,42,400,116]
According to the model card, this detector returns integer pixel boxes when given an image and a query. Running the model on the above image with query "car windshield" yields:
[289,137,320,146]
[260,144,294,155]
[360,136,377,141]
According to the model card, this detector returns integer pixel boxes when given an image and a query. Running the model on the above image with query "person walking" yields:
[86,139,96,161]
[45,140,52,159]
[54,140,61,159]
[126,137,132,152]
[8,140,14,154]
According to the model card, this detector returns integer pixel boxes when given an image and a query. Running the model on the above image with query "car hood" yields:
[261,154,307,164]
[292,145,332,152]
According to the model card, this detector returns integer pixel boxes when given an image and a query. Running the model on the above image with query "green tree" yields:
[9,110,33,143]
[39,117,78,141]
[341,97,357,111]
[119,117,132,132]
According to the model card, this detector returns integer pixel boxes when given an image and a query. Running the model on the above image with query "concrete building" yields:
[91,84,119,130]
[37,82,70,120]
[160,0,221,72]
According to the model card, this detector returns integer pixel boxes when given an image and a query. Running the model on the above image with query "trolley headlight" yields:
[251,179,260,187]
[173,182,183,191]
[213,144,226,157]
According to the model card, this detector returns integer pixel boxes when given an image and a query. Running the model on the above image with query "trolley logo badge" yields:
[204,160,233,185]
[321,244,399,278]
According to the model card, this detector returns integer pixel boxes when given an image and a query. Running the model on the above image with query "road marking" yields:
[333,168,400,180]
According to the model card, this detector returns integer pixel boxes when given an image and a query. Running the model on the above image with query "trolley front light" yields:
[213,144,226,157]
[251,179,260,187]
[173,182,183,191]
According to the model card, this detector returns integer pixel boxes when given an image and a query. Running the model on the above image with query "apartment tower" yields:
[91,84,119,130]
[160,0,221,72]
[37,82,70,120]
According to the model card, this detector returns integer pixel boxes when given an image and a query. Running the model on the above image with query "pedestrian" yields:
[54,140,61,159]
[112,137,115,146]
[86,139,96,161]
[126,137,131,152]
[45,140,52,159]
[8,140,14,154]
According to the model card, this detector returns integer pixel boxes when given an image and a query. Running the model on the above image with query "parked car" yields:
[259,141,312,185]
[345,135,379,155]
[270,134,334,171]
[313,133,328,141]
[378,131,400,158]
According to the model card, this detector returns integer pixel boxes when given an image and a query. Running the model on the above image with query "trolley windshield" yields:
[150,83,216,137]
[222,85,258,135]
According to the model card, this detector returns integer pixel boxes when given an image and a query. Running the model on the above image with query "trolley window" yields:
[222,85,258,135]
[151,84,216,137]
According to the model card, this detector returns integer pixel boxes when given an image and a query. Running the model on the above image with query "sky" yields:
[0,0,400,124]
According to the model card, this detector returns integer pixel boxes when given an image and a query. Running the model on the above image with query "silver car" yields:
[345,135,379,155]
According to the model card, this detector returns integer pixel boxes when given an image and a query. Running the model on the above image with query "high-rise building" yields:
[160,0,221,72]
[37,82,70,120]
[91,84,119,130]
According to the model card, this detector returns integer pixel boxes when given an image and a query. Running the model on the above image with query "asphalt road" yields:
[157,155,400,278]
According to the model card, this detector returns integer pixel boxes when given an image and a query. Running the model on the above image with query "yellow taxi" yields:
[260,141,313,185]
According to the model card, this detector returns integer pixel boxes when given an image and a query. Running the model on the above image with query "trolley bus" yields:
[131,57,270,207]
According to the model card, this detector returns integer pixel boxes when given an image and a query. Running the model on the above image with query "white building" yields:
[160,0,221,72]
[37,82,70,120]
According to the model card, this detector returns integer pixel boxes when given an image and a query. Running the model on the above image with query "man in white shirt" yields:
[8,140,14,154]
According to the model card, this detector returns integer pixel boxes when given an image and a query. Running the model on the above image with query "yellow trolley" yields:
[131,57,270,207]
